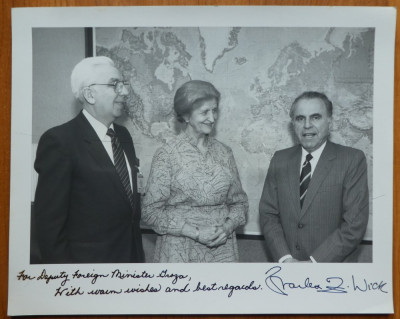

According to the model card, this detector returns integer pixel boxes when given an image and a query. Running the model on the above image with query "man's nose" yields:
[303,117,312,128]
[208,112,215,122]
[120,84,130,96]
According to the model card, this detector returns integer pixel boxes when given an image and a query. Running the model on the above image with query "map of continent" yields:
[96,27,374,238]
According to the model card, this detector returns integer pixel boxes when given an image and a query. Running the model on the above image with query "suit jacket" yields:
[259,141,369,262]
[33,111,144,263]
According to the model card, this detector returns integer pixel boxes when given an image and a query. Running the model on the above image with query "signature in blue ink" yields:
[264,266,388,296]
[264,266,325,296]
[352,276,388,293]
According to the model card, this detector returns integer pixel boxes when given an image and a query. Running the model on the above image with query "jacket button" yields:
[296,244,300,250]
[298,223,304,229]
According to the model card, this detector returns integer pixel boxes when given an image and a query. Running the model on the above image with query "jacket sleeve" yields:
[33,130,72,263]
[311,150,369,262]
[259,154,291,261]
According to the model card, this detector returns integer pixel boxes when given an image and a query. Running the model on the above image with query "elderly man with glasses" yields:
[33,56,145,263]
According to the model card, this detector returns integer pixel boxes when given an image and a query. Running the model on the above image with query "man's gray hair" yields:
[70,56,115,101]
[289,91,333,119]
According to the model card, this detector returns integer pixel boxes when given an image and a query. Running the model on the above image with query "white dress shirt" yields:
[300,141,326,177]
[82,109,133,191]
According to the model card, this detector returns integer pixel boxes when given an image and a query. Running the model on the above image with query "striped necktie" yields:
[300,153,313,208]
[107,128,135,210]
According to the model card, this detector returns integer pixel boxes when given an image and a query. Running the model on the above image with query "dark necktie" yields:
[300,153,313,208]
[107,128,135,211]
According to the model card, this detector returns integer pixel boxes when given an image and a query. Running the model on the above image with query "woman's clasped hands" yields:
[182,219,234,248]
[198,225,226,247]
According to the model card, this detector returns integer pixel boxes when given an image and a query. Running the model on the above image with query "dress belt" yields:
[165,203,227,209]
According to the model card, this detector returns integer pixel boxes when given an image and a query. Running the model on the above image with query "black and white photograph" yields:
[30,25,374,264]
[9,6,395,315]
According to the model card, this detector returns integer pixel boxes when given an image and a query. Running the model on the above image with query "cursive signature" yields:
[264,266,388,296]
[264,266,323,296]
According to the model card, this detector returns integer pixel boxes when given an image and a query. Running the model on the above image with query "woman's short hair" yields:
[70,56,115,101]
[289,91,333,119]
[174,80,220,123]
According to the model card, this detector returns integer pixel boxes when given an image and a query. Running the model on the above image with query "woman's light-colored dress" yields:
[142,132,248,263]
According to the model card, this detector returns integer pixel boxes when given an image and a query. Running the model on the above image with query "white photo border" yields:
[9,6,395,315]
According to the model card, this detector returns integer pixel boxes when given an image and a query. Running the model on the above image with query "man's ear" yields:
[82,87,95,105]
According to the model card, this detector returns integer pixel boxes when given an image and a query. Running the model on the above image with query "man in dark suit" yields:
[33,56,144,263]
[259,91,369,263]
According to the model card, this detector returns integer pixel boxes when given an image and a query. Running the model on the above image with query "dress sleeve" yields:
[225,149,248,230]
[142,146,186,236]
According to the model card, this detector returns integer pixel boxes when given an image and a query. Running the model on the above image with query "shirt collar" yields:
[301,141,327,162]
[82,109,114,140]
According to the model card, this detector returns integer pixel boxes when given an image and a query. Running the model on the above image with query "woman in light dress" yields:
[142,80,248,263]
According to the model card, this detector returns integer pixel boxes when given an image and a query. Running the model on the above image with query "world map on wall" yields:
[96,27,374,237]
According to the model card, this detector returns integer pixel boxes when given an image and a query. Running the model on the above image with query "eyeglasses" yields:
[88,80,130,94]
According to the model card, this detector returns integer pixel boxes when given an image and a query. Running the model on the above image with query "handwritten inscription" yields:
[111,269,154,280]
[37,269,69,286]
[157,269,189,284]
[193,280,261,297]
[87,288,122,295]
[72,270,108,284]
[124,284,161,294]
[54,286,84,297]
[16,266,388,299]
[264,266,388,296]
[17,270,35,281]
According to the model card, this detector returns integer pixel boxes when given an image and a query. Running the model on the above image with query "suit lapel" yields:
[286,146,302,214]
[76,113,131,208]
[300,141,336,218]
